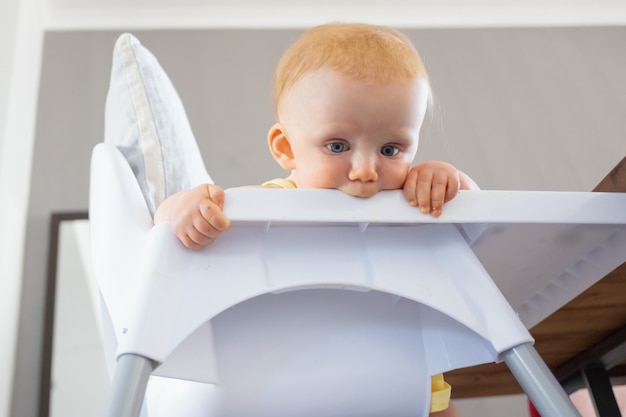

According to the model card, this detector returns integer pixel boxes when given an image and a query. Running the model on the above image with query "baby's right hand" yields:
[154,184,231,249]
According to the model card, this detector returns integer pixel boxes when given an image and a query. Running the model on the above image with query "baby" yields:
[155,23,479,416]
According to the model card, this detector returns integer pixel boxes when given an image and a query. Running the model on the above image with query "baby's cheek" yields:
[391,168,412,190]
[303,169,342,189]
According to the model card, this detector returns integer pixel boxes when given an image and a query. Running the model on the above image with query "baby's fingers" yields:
[180,206,230,249]
[416,172,435,214]
[199,201,231,233]
[403,169,419,207]
[403,168,435,214]
[182,227,214,250]
[207,184,226,210]
[429,170,451,217]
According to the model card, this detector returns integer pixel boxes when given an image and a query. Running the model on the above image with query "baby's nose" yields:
[348,156,378,182]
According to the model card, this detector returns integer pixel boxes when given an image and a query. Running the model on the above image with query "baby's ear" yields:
[268,123,296,171]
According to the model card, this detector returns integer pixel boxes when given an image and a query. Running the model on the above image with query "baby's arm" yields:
[153,184,231,249]
[403,161,480,218]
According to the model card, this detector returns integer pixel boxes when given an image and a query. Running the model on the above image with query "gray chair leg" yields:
[104,354,155,417]
[502,343,581,417]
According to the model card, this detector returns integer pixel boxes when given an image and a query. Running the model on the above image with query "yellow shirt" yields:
[262,178,297,188]
[261,178,452,413]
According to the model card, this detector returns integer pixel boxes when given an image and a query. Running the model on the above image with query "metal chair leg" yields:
[503,343,581,417]
[104,354,155,417]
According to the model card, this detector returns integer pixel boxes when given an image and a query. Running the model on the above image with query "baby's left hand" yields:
[403,161,461,217]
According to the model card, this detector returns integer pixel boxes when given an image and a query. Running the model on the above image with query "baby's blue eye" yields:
[380,145,399,157]
[327,142,349,153]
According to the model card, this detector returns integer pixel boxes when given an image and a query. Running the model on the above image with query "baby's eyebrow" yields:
[382,135,412,145]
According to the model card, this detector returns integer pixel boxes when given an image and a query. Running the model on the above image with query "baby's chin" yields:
[340,186,380,198]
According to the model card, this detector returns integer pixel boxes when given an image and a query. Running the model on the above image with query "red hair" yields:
[273,23,430,113]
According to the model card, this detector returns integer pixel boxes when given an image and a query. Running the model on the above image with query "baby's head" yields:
[268,23,431,197]
[273,22,431,117]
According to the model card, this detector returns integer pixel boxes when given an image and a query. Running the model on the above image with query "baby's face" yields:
[277,68,428,197]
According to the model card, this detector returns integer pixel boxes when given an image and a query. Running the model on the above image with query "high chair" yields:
[90,141,626,417]
[90,32,626,417]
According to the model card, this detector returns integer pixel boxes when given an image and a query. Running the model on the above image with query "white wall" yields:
[0,0,44,415]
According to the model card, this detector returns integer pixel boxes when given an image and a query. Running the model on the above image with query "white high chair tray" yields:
[224,188,626,329]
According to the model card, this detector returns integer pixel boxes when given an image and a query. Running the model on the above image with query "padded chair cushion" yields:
[104,33,211,216]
